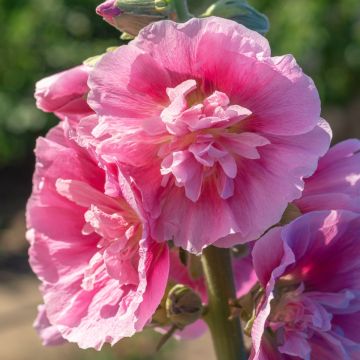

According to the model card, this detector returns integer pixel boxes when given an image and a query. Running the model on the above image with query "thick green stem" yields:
[172,0,192,22]
[201,246,247,360]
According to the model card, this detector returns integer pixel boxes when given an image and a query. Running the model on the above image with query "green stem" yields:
[172,0,192,22]
[201,246,247,360]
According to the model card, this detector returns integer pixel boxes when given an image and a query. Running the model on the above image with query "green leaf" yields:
[201,0,270,34]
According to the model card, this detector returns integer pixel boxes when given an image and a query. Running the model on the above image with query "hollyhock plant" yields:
[251,210,360,359]
[34,65,92,123]
[26,122,169,349]
[295,139,360,213]
[85,16,331,253]
[29,0,360,358]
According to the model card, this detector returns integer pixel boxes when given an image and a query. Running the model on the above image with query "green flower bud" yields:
[116,0,170,15]
[165,284,203,329]
[97,1,170,36]
[201,0,269,34]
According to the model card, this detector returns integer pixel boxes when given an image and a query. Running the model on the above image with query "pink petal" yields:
[35,65,92,122]
[34,305,66,346]
[88,45,170,118]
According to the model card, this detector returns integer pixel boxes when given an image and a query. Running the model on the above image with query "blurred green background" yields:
[0,0,118,167]
[0,0,359,359]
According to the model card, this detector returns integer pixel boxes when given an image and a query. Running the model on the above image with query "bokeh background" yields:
[0,0,359,359]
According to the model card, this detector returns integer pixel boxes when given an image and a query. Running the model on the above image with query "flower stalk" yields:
[172,0,192,22]
[201,246,247,360]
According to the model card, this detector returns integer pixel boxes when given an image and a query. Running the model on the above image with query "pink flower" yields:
[35,65,92,123]
[251,210,360,359]
[85,17,331,253]
[295,139,360,213]
[26,122,169,349]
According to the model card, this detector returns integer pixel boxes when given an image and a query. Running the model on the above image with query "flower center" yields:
[55,178,143,292]
[81,205,141,290]
[270,287,309,332]
[269,281,332,340]
[158,79,269,202]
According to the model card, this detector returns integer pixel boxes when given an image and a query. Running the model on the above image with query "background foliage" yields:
[253,0,360,104]
[0,0,117,166]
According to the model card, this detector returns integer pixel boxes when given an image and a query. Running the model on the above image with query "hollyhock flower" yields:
[35,65,92,122]
[26,122,169,349]
[85,17,331,253]
[295,139,360,213]
[251,210,360,359]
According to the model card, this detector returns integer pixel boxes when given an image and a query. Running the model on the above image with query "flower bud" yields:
[97,0,122,21]
[165,284,203,329]
[201,0,269,34]
[96,0,170,36]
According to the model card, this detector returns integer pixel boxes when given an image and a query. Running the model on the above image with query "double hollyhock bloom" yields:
[83,17,331,253]
[27,122,169,349]
[248,140,360,359]
[251,210,360,359]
